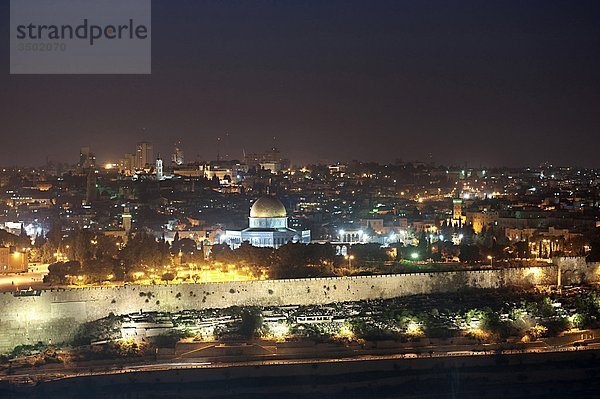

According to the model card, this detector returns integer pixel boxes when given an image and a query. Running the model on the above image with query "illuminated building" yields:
[222,196,311,248]
[173,164,202,177]
[172,141,184,165]
[201,162,247,185]
[119,153,136,175]
[78,146,96,170]
[244,147,290,171]
[466,210,499,234]
[122,207,132,233]
[328,163,347,176]
[451,197,466,227]
[0,247,28,273]
[7,194,53,208]
[135,142,154,169]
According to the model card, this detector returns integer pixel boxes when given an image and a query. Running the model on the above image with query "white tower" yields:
[156,157,164,180]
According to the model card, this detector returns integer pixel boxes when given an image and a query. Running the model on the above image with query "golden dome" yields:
[250,196,287,218]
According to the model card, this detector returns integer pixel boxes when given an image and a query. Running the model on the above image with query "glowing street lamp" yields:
[487,255,493,267]
[406,321,422,336]
[344,254,355,267]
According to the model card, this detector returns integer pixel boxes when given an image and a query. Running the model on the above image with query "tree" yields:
[350,243,388,262]
[459,244,481,262]
[83,259,115,283]
[270,243,329,279]
[45,227,62,247]
[0,229,29,248]
[586,240,600,262]
[63,229,95,263]
[19,226,29,242]
[118,232,170,278]
[417,231,428,257]
[161,272,175,282]
[513,241,529,259]
[480,309,513,339]
[93,234,120,261]
[44,261,82,285]
[238,308,263,339]
[211,243,235,263]
[34,234,46,247]
[525,325,548,340]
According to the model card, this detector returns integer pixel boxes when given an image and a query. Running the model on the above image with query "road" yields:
[4,340,600,385]
[0,272,47,292]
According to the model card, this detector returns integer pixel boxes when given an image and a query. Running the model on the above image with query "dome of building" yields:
[250,196,287,218]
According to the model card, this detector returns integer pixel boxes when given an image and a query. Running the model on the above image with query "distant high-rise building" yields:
[78,146,96,170]
[135,142,153,169]
[244,147,289,172]
[86,171,97,203]
[172,142,184,165]
[119,153,136,175]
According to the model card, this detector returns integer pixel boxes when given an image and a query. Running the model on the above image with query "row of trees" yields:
[211,242,337,279]
[26,217,600,284]
[42,230,178,284]
[0,228,30,248]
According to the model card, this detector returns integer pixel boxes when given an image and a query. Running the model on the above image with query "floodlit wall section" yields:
[0,258,597,351]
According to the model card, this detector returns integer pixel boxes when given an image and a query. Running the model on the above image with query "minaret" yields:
[452,194,463,227]
[156,153,163,180]
[122,207,132,232]
[216,137,221,162]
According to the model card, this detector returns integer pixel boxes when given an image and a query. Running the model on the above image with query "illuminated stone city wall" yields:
[0,257,597,352]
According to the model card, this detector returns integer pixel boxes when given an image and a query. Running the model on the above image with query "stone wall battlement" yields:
[0,259,597,352]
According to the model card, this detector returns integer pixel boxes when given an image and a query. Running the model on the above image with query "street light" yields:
[344,254,355,267]
[487,255,493,267]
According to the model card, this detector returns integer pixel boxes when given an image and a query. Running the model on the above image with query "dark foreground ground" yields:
[2,348,600,399]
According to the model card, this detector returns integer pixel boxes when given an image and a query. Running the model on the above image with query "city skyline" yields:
[2,2,600,396]
[1,1,600,167]
[3,139,600,169]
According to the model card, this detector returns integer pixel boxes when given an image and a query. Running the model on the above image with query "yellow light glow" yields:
[467,328,490,340]
[268,322,290,340]
[406,321,423,336]
[336,324,354,339]
[526,267,543,280]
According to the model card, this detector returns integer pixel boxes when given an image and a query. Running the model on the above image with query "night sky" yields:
[1,0,599,167]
